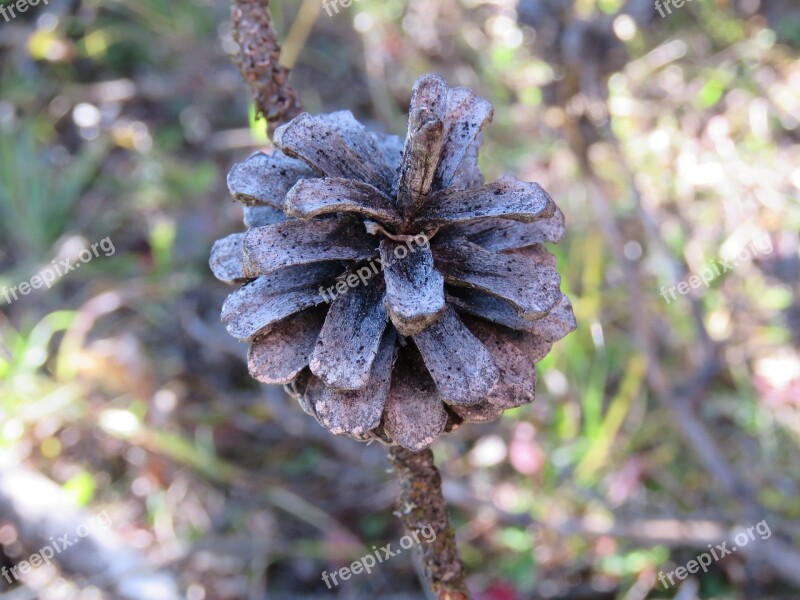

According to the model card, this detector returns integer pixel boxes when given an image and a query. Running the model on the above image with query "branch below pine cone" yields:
[388,446,471,600]
[231,0,302,137]
[227,4,473,595]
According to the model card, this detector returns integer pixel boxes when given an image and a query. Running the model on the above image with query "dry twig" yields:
[388,447,470,600]
[231,0,302,137]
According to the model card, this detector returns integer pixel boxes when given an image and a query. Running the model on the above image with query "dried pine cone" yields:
[210,74,576,451]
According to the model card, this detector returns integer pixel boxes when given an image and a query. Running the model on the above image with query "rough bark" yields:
[388,447,470,600]
[231,0,302,137]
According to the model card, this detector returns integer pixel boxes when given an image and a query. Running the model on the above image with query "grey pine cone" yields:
[210,74,576,451]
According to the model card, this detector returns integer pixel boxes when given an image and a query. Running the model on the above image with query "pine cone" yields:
[210,74,576,451]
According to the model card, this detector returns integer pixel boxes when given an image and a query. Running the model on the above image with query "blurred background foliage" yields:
[0,0,799,598]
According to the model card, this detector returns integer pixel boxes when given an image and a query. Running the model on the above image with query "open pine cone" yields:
[210,74,576,451]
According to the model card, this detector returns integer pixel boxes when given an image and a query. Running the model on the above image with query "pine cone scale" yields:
[210,233,247,284]
[241,219,374,277]
[452,401,504,423]
[285,177,403,229]
[308,273,389,391]
[412,307,500,405]
[448,287,575,335]
[434,86,494,189]
[314,329,397,436]
[380,240,447,336]
[416,177,556,228]
[221,263,340,341]
[383,347,448,451]
[450,133,486,190]
[464,317,539,410]
[442,207,566,252]
[396,74,450,216]
[227,151,315,208]
[274,112,393,193]
[248,306,326,384]
[522,293,578,342]
[432,240,563,319]
[243,205,289,229]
